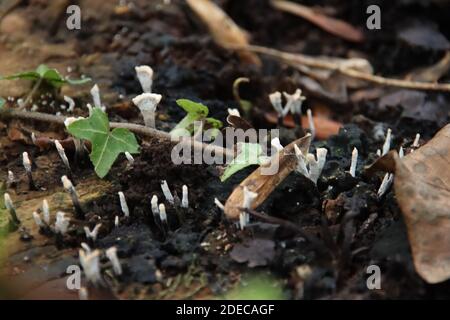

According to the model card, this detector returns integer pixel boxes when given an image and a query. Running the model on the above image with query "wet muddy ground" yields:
[1,0,450,299]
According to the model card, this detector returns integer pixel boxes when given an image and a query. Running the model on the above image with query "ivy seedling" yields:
[221,143,269,182]
[67,108,140,178]
[1,64,90,88]
[170,99,223,139]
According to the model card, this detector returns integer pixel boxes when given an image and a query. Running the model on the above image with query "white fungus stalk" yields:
[269,91,284,118]
[7,170,15,188]
[214,198,225,211]
[382,128,392,156]
[55,140,71,172]
[283,89,305,115]
[135,65,154,93]
[159,203,168,229]
[376,149,381,157]
[62,175,84,219]
[271,137,284,152]
[227,108,241,117]
[132,93,162,128]
[306,154,320,184]
[181,185,189,209]
[79,249,101,285]
[31,132,37,145]
[377,173,394,198]
[399,146,405,158]
[90,84,102,108]
[125,152,134,165]
[4,193,21,225]
[81,242,91,254]
[106,247,122,276]
[86,103,93,115]
[64,96,76,112]
[151,195,159,218]
[294,145,310,178]
[413,133,420,148]
[22,152,36,190]
[42,199,50,225]
[84,224,102,242]
[161,180,175,205]
[241,187,257,230]
[54,211,70,235]
[64,116,85,128]
[307,109,315,139]
[349,147,358,178]
[115,216,119,227]
[78,287,89,301]
[32,212,45,228]
[118,192,130,218]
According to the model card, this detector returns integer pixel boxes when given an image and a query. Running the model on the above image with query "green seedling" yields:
[221,143,269,182]
[170,99,223,139]
[0,97,5,109]
[67,107,140,178]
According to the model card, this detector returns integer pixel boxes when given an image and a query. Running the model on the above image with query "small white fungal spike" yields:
[78,287,89,301]
[316,148,328,175]
[399,146,405,158]
[377,173,394,198]
[214,198,225,211]
[376,149,381,157]
[81,242,91,254]
[86,103,93,115]
[106,247,122,276]
[31,132,37,145]
[115,216,119,227]
[7,170,15,185]
[294,145,310,178]
[271,137,284,152]
[269,91,284,117]
[227,108,241,117]
[132,93,162,128]
[118,192,130,217]
[160,180,174,204]
[349,147,358,178]
[84,224,102,242]
[125,152,134,164]
[64,116,84,128]
[240,187,257,230]
[32,212,44,228]
[283,89,305,115]
[4,193,14,211]
[307,109,315,139]
[307,148,327,184]
[151,195,159,217]
[64,96,76,112]
[79,249,101,285]
[413,133,420,148]
[158,203,167,223]
[42,199,50,224]
[135,65,154,93]
[61,175,74,191]
[22,152,32,172]
[181,185,189,208]
[54,211,70,235]
[90,84,102,108]
[55,140,71,170]
[382,128,392,156]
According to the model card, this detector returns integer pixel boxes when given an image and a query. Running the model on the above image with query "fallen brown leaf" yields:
[264,112,341,140]
[224,134,311,220]
[270,0,364,43]
[230,239,276,267]
[366,124,450,283]
[186,0,261,65]
[406,51,450,82]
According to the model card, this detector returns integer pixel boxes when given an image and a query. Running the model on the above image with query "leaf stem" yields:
[20,78,43,111]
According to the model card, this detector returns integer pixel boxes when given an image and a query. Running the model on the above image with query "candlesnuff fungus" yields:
[54,211,70,235]
[240,187,257,230]
[90,84,102,109]
[382,128,392,156]
[151,195,159,219]
[22,152,37,190]
[135,65,154,93]
[271,137,284,152]
[78,288,89,301]
[399,146,405,158]
[307,109,315,139]
[125,152,134,165]
[269,91,285,123]
[181,185,189,208]
[214,198,225,211]
[118,192,130,218]
[79,249,101,285]
[283,89,305,115]
[115,216,119,227]
[55,140,72,174]
[61,175,84,219]
[349,147,358,177]
[132,93,162,128]
[294,146,310,178]
[161,180,175,205]
[227,108,241,117]
[64,96,75,112]
[159,203,168,230]
[7,170,15,188]
[377,173,394,198]
[32,212,45,229]
[84,224,102,242]
[106,246,122,276]
[42,199,50,225]
[4,193,21,225]
[413,133,421,148]
[293,141,327,184]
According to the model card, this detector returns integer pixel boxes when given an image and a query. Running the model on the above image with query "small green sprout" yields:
[1,64,90,88]
[221,143,269,182]
[0,97,5,110]
[170,99,223,139]
[66,107,140,178]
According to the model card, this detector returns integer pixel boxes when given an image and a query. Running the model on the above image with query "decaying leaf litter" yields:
[1,0,450,299]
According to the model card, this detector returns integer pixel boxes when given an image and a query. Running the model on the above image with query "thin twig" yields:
[0,109,235,159]
[21,78,42,110]
[227,44,450,92]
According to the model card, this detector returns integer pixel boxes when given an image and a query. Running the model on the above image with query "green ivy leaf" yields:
[221,143,267,182]
[1,64,91,88]
[67,108,139,178]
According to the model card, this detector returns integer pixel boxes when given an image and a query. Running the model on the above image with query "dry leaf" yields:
[270,0,364,43]
[406,51,450,82]
[224,134,311,220]
[366,124,450,283]
[230,239,276,267]
[186,0,261,65]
